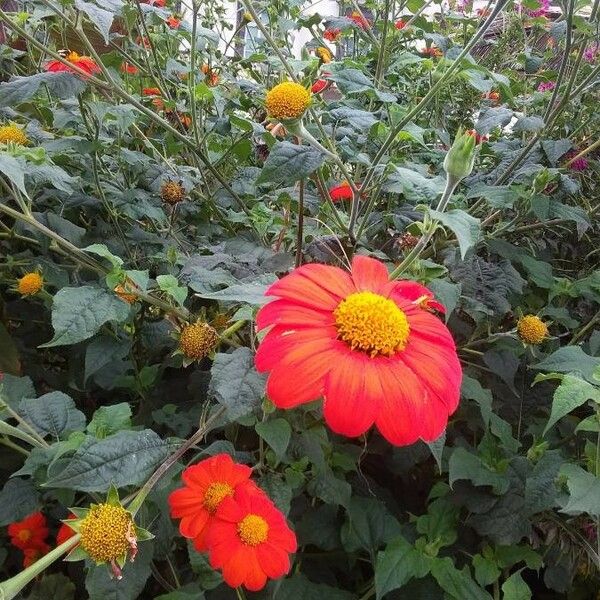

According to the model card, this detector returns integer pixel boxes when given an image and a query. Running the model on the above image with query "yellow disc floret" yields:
[316,46,333,63]
[160,179,186,205]
[203,482,234,513]
[179,321,219,360]
[17,272,43,296]
[0,124,29,146]
[265,82,311,121]
[237,514,269,546]
[517,314,548,345]
[79,503,134,563]
[334,291,410,357]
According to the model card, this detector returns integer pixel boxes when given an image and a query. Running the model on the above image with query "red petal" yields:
[256,299,333,330]
[182,510,210,540]
[256,542,291,578]
[243,549,268,591]
[350,255,389,292]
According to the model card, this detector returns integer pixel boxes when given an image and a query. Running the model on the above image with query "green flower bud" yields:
[443,128,477,182]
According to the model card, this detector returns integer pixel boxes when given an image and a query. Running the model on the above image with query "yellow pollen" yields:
[79,503,134,563]
[17,272,43,296]
[67,51,81,62]
[0,124,29,146]
[334,291,410,357]
[179,321,219,360]
[265,82,311,121]
[517,314,548,345]
[17,529,32,542]
[316,46,333,63]
[237,514,269,546]
[203,482,234,513]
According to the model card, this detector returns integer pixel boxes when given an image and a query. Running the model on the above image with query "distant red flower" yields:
[564,149,589,172]
[329,181,361,202]
[45,51,100,78]
[311,73,331,94]
[56,513,77,547]
[422,45,443,58]
[8,512,49,551]
[466,129,488,144]
[482,90,500,103]
[166,15,181,28]
[142,0,166,6]
[169,453,256,551]
[121,62,138,75]
[395,18,407,29]
[537,80,556,93]
[136,36,151,48]
[143,87,161,96]
[350,10,370,29]
[324,27,341,41]
[201,64,219,86]
[23,543,50,568]
[207,486,297,591]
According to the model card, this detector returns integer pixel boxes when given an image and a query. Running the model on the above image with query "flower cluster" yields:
[583,42,600,63]
[7,512,50,568]
[169,453,297,591]
[45,50,100,78]
[255,256,461,446]
[564,149,589,172]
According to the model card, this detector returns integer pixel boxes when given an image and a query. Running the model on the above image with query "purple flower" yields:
[537,81,556,93]
[565,149,589,171]
[583,42,599,63]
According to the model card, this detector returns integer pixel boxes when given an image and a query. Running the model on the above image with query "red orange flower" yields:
[324,27,341,41]
[169,453,256,551]
[312,74,331,94]
[121,62,138,75]
[142,0,166,6]
[422,45,443,58]
[255,256,462,446]
[207,485,297,591]
[329,181,362,201]
[143,87,161,96]
[201,64,219,86]
[56,513,77,546]
[482,90,500,103]
[350,10,370,29]
[395,18,407,29]
[45,51,100,77]
[8,512,49,550]
[166,15,181,29]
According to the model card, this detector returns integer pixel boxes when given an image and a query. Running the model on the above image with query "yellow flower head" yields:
[243,11,253,22]
[265,82,311,121]
[316,46,333,63]
[17,272,43,296]
[160,179,186,205]
[79,503,134,564]
[0,124,29,146]
[179,321,219,360]
[517,314,548,345]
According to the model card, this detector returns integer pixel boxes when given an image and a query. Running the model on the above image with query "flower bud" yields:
[443,128,476,182]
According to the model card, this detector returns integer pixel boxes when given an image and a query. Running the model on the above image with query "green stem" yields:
[0,394,49,447]
[220,320,247,340]
[0,420,45,449]
[0,534,80,600]
[0,436,30,456]
[295,179,305,267]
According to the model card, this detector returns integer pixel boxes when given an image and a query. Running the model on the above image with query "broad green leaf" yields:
[328,68,375,93]
[473,554,501,587]
[476,107,513,134]
[156,274,187,307]
[501,570,532,600]
[194,278,276,305]
[84,335,131,383]
[431,209,481,259]
[524,450,563,514]
[275,574,355,600]
[83,244,124,268]
[375,536,431,599]
[449,447,509,493]
[534,347,600,383]
[329,107,378,131]
[255,418,291,460]
[431,557,493,600]
[416,497,459,549]
[462,375,493,426]
[259,472,292,514]
[74,0,117,43]
[544,375,600,434]
[0,478,40,526]
[383,166,445,202]
[209,348,266,420]
[41,286,130,347]
[0,153,26,193]
[155,587,204,600]
[466,184,521,209]
[187,543,222,589]
[513,116,545,133]
[27,573,75,600]
[45,429,170,492]
[0,374,35,415]
[257,141,325,184]
[0,73,86,107]
[87,403,132,438]
[560,463,600,516]
[19,391,86,439]
[306,468,351,508]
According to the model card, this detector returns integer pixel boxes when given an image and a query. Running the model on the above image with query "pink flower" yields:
[564,149,589,172]
[537,81,556,93]
[583,43,599,63]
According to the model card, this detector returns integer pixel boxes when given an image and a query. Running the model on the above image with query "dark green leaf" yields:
[74,0,116,44]
[87,403,132,438]
[561,464,600,516]
[449,447,509,493]
[431,209,481,259]
[0,478,40,526]
[19,391,86,439]
[430,557,493,600]
[501,570,531,600]
[257,142,324,184]
[255,418,291,460]
[275,574,355,600]
[534,347,600,383]
[0,73,86,107]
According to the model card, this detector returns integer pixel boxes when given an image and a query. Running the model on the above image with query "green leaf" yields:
[513,116,544,133]
[328,68,375,94]
[257,141,325,184]
[194,278,275,305]
[187,543,222,589]
[383,166,445,202]
[307,468,351,508]
[544,375,600,434]
[466,184,521,209]
[0,478,40,526]
[0,374,35,415]
[449,447,509,493]
[41,286,130,347]
[83,244,124,268]
[156,274,188,307]
[209,348,266,420]
[416,497,459,549]
[476,107,513,134]
[501,570,531,600]
[534,347,600,383]
[87,403,132,438]
[27,573,75,600]
[473,554,501,587]
[430,557,493,600]
[259,472,292,514]
[431,209,481,259]
[19,391,86,439]
[0,322,21,375]
[255,418,291,460]
[375,536,431,599]
[74,0,117,44]
[0,73,86,107]
[275,574,355,600]
[524,450,563,514]
[560,463,600,516]
[84,335,131,383]
[0,153,27,193]
[45,429,170,492]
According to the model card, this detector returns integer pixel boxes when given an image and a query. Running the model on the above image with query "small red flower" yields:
[45,51,100,78]
[476,7,491,16]
[350,10,370,29]
[329,181,361,202]
[8,512,49,551]
[56,513,77,546]
[311,73,331,94]
[482,90,500,103]
[395,18,407,29]
[207,486,297,591]
[201,64,219,86]
[142,0,166,6]
[169,453,256,551]
[22,543,50,568]
[324,27,341,41]
[166,15,181,29]
[466,129,488,144]
[143,87,161,96]
[421,45,443,58]
[121,62,138,75]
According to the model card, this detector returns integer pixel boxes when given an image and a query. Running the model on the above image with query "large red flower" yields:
[255,256,462,446]
[206,486,297,591]
[329,181,359,201]
[23,543,50,568]
[168,453,255,551]
[45,51,100,77]
[8,512,49,551]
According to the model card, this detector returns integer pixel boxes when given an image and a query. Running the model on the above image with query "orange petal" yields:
[256,299,333,330]
[350,255,389,292]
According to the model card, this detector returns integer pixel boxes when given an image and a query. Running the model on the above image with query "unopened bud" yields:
[443,128,477,182]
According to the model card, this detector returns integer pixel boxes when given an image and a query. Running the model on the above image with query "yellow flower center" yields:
[179,322,219,360]
[17,529,32,542]
[161,180,186,205]
[79,504,134,563]
[517,314,548,345]
[67,51,81,63]
[265,82,311,121]
[203,482,234,513]
[316,46,333,63]
[334,291,410,357]
[17,272,43,296]
[0,124,29,146]
[237,514,269,546]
